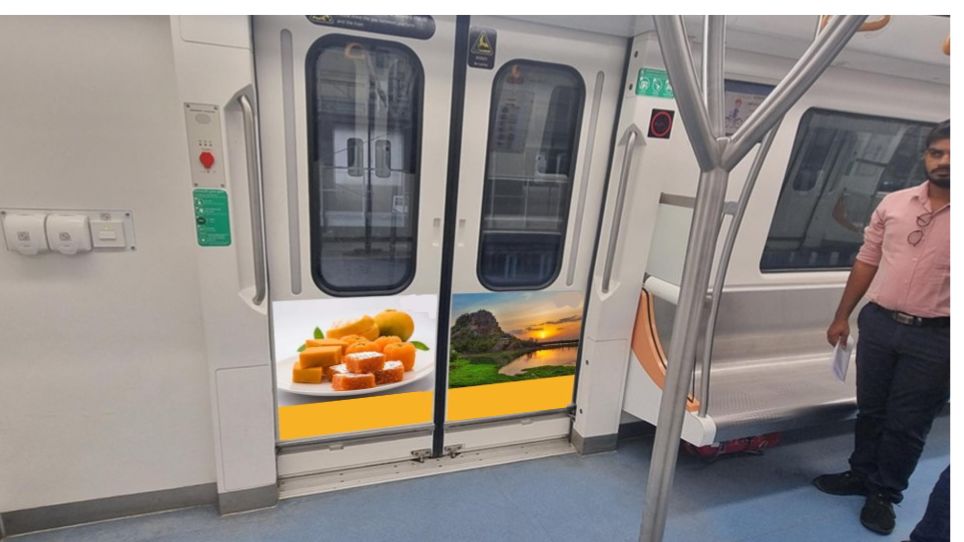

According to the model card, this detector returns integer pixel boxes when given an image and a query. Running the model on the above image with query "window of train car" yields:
[477,61,585,290]
[761,109,935,272]
[306,36,422,294]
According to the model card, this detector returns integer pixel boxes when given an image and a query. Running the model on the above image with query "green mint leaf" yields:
[410,340,430,351]
[297,344,306,352]
[314,327,324,339]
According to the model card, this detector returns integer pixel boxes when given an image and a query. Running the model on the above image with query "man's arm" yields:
[826,260,878,346]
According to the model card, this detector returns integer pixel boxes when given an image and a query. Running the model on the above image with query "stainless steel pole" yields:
[652,16,719,171]
[639,14,867,542]
[722,16,866,169]
[639,167,729,542]
[698,125,779,417]
[640,24,728,542]
[702,16,726,136]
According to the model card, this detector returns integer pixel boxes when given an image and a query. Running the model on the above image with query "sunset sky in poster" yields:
[451,291,583,342]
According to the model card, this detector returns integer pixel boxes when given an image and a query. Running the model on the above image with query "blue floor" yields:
[11,415,949,542]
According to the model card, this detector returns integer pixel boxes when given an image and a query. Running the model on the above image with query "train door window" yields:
[761,109,934,272]
[477,61,585,289]
[307,35,422,294]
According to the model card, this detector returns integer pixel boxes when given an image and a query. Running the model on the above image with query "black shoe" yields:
[860,492,896,535]
[813,471,869,496]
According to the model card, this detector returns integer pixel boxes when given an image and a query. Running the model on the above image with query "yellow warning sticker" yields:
[468,27,497,69]
[475,32,492,53]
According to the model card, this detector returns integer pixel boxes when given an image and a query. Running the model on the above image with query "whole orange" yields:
[373,309,415,341]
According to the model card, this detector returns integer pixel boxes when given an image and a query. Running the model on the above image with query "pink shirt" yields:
[856,181,950,317]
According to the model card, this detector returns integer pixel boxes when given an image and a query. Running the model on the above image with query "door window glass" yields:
[761,109,934,271]
[478,61,585,289]
[307,36,422,294]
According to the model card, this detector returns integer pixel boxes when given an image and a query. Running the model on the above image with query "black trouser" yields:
[909,466,950,542]
[849,303,950,503]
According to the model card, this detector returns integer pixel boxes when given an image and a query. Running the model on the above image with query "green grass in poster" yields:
[448,351,576,388]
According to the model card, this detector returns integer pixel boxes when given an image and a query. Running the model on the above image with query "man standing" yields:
[814,120,950,535]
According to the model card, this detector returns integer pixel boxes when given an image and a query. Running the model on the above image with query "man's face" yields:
[924,138,950,189]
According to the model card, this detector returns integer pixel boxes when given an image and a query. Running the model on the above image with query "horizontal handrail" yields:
[643,275,681,306]
[659,193,739,215]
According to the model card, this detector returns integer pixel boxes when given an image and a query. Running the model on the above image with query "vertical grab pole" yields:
[639,14,867,542]
[703,16,726,137]
[698,125,780,417]
[640,168,728,542]
[693,14,726,413]
[640,16,727,542]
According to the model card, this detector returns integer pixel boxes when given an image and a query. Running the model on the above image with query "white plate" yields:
[276,349,434,397]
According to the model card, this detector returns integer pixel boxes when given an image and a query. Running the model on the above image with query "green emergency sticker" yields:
[636,68,675,99]
[193,188,231,247]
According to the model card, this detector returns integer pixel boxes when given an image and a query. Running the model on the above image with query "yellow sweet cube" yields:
[298,346,342,369]
[305,338,349,354]
[292,365,324,384]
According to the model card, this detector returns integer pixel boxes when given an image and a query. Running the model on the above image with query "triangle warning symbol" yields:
[476,32,492,54]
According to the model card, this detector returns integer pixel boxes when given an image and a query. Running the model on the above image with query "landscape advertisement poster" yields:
[448,290,584,389]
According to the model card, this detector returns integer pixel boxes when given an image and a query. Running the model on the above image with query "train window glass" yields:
[306,36,422,294]
[761,109,934,272]
[478,61,585,290]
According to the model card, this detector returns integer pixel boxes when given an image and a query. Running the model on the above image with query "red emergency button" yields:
[199,151,215,169]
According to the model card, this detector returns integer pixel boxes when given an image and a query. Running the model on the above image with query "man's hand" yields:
[828,260,877,348]
[827,318,850,347]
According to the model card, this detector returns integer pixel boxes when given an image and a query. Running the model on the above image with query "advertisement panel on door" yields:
[274,295,437,441]
[447,290,583,421]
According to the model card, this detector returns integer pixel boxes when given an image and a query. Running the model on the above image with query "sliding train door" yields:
[254,17,456,464]
[444,17,624,449]
[254,16,626,473]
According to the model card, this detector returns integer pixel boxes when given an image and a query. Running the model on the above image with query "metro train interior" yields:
[0,13,953,542]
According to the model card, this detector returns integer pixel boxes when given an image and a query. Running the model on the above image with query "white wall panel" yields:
[0,16,215,511]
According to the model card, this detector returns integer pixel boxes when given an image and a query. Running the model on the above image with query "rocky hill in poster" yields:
[449,309,537,354]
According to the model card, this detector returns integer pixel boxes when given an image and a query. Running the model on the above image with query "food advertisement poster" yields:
[273,295,437,441]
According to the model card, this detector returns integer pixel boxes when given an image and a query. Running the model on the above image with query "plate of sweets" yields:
[276,310,433,397]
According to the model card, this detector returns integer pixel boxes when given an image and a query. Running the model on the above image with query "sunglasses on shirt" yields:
[907,212,934,247]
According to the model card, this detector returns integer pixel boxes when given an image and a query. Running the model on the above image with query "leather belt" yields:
[872,303,950,328]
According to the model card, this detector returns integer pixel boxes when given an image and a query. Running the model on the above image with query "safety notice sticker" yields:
[468,27,497,69]
[193,188,231,247]
[636,68,675,99]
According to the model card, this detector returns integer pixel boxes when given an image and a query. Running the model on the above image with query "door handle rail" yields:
[238,93,268,306]
[601,125,643,293]
[566,71,606,286]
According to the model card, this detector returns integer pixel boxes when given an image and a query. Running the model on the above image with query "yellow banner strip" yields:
[278,391,434,441]
[278,377,575,440]
[447,376,575,422]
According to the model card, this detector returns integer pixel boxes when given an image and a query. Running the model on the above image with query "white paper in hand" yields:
[831,338,854,382]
